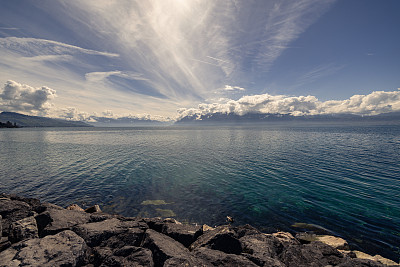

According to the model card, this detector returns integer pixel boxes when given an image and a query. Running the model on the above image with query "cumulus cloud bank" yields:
[0,80,56,113]
[177,90,400,119]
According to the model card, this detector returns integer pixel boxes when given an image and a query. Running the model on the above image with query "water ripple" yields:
[1,125,399,261]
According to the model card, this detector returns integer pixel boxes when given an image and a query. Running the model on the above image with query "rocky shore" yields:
[0,193,398,267]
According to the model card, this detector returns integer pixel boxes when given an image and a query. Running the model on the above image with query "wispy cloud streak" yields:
[0,1,337,117]
[55,0,334,101]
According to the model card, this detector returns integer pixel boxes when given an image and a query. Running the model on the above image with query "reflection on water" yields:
[0,125,399,261]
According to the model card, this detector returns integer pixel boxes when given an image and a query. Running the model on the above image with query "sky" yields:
[0,0,399,121]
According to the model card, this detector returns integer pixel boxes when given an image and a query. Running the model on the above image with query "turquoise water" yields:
[0,125,399,261]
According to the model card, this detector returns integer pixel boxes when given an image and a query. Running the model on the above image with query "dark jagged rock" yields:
[337,258,387,266]
[0,237,11,252]
[236,224,263,238]
[85,205,102,213]
[243,253,285,267]
[240,233,280,265]
[158,221,202,247]
[36,207,91,236]
[163,256,208,266]
[189,225,242,254]
[89,213,117,223]
[94,246,154,267]
[279,241,346,267]
[142,229,198,267]
[143,217,164,232]
[35,202,64,214]
[193,246,258,266]
[2,194,41,211]
[0,197,33,236]
[73,218,145,247]
[8,216,38,243]
[99,227,145,248]
[0,230,89,266]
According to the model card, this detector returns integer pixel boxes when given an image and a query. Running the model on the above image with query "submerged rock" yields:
[155,208,176,217]
[291,222,332,235]
[141,199,172,205]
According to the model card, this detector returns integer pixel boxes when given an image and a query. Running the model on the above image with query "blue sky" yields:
[0,0,399,120]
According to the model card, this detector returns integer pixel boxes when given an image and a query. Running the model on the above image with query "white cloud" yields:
[0,80,56,114]
[85,71,149,83]
[52,107,172,122]
[177,89,400,119]
[56,107,92,121]
[223,85,245,91]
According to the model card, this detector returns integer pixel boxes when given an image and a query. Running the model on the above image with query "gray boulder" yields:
[35,207,91,236]
[85,205,102,213]
[73,218,145,247]
[66,204,85,211]
[0,230,89,267]
[142,229,198,267]
[163,256,209,266]
[8,216,38,243]
[0,236,11,252]
[337,258,387,267]
[0,197,33,236]
[1,194,41,211]
[240,233,286,266]
[193,247,258,266]
[189,225,242,255]
[279,241,345,267]
[99,227,145,248]
[94,246,154,267]
[159,222,202,247]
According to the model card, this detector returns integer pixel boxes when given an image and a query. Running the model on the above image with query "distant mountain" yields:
[0,112,92,127]
[175,112,400,125]
[87,116,172,127]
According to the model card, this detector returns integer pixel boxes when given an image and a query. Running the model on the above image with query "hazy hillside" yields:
[175,112,400,125]
[0,112,92,127]
[87,116,172,127]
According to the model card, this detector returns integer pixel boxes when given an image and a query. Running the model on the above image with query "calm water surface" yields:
[0,125,399,261]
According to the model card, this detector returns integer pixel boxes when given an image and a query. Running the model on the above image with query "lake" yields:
[0,125,399,261]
